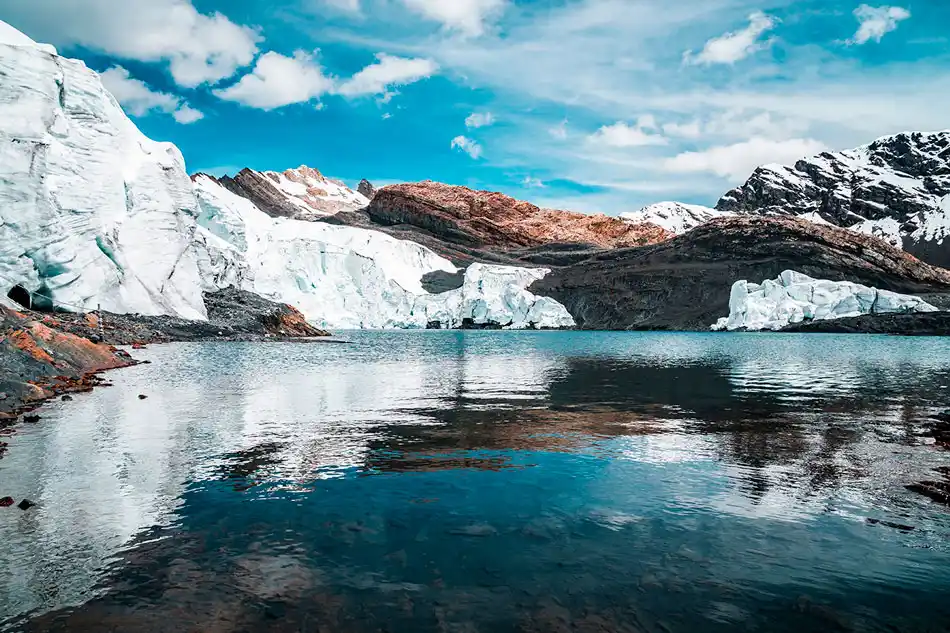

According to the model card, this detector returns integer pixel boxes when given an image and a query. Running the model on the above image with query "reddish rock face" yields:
[1,306,136,415]
[368,181,673,250]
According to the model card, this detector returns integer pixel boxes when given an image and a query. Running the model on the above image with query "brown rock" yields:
[368,181,673,250]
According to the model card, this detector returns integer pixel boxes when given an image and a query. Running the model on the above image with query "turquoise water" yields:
[1,331,949,631]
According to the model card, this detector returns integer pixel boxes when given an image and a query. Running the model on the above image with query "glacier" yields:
[0,22,206,319]
[193,176,576,330]
[712,270,939,332]
[414,264,576,330]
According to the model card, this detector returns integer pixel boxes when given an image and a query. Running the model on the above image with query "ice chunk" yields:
[712,270,938,331]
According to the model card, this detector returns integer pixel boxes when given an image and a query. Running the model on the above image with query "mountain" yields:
[717,131,950,267]
[620,201,731,235]
[530,216,950,331]
[326,181,672,267]
[214,166,369,221]
[0,23,206,319]
[191,175,574,329]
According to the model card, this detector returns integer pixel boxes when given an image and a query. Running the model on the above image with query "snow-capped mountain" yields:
[192,175,574,329]
[215,166,369,221]
[0,22,206,319]
[717,131,950,267]
[620,202,732,235]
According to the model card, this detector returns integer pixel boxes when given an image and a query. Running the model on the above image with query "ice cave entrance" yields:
[5,285,51,312]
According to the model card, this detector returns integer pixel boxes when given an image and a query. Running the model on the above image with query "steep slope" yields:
[324,181,672,266]
[717,131,950,267]
[620,202,732,235]
[215,166,369,220]
[191,176,574,329]
[0,22,206,320]
[530,216,950,331]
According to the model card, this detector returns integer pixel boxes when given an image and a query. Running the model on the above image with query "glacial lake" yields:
[1,331,950,632]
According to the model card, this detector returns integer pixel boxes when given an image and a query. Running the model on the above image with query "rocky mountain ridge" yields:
[210,166,370,221]
[717,130,950,267]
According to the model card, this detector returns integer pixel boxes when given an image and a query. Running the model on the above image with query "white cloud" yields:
[172,103,205,124]
[683,11,778,66]
[336,53,438,97]
[849,5,911,45]
[3,0,261,87]
[665,137,827,181]
[100,66,203,124]
[589,117,667,147]
[401,0,507,36]
[465,112,496,128]
[214,51,333,110]
[662,119,703,139]
[451,135,483,159]
[549,119,569,140]
[521,176,546,188]
[324,0,361,12]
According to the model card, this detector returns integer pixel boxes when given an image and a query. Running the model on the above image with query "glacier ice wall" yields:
[0,24,206,319]
[415,264,576,330]
[712,270,938,331]
[193,176,576,330]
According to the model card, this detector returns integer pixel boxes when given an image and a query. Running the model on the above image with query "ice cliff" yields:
[192,176,576,329]
[0,22,206,319]
[713,270,939,332]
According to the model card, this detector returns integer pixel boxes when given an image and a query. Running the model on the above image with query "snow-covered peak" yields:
[621,201,731,235]
[216,165,369,221]
[0,24,206,319]
[0,20,57,55]
[717,130,950,267]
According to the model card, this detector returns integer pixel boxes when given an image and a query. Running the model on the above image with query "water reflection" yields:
[1,332,949,631]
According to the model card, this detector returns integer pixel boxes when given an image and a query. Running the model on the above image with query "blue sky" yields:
[2,0,948,213]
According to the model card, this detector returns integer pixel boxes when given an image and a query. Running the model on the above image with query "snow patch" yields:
[712,270,938,331]
[621,202,729,234]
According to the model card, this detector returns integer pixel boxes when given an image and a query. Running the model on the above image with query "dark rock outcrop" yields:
[530,216,950,331]
[781,311,950,335]
[717,131,950,267]
[40,288,330,345]
[357,179,376,199]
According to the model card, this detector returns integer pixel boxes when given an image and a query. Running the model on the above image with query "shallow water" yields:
[1,331,949,632]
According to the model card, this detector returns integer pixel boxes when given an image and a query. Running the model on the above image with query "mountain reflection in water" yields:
[1,331,948,632]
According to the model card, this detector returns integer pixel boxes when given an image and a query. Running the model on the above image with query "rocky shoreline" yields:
[0,288,334,429]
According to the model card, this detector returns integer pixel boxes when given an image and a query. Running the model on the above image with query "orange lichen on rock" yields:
[369,181,674,250]
[7,329,56,365]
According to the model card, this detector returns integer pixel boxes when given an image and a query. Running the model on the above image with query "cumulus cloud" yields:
[451,135,483,159]
[100,66,203,124]
[335,53,438,97]
[664,137,827,181]
[465,112,496,128]
[521,176,546,188]
[3,0,260,87]
[214,51,333,110]
[849,5,911,45]
[589,117,667,147]
[401,0,506,36]
[683,12,778,66]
